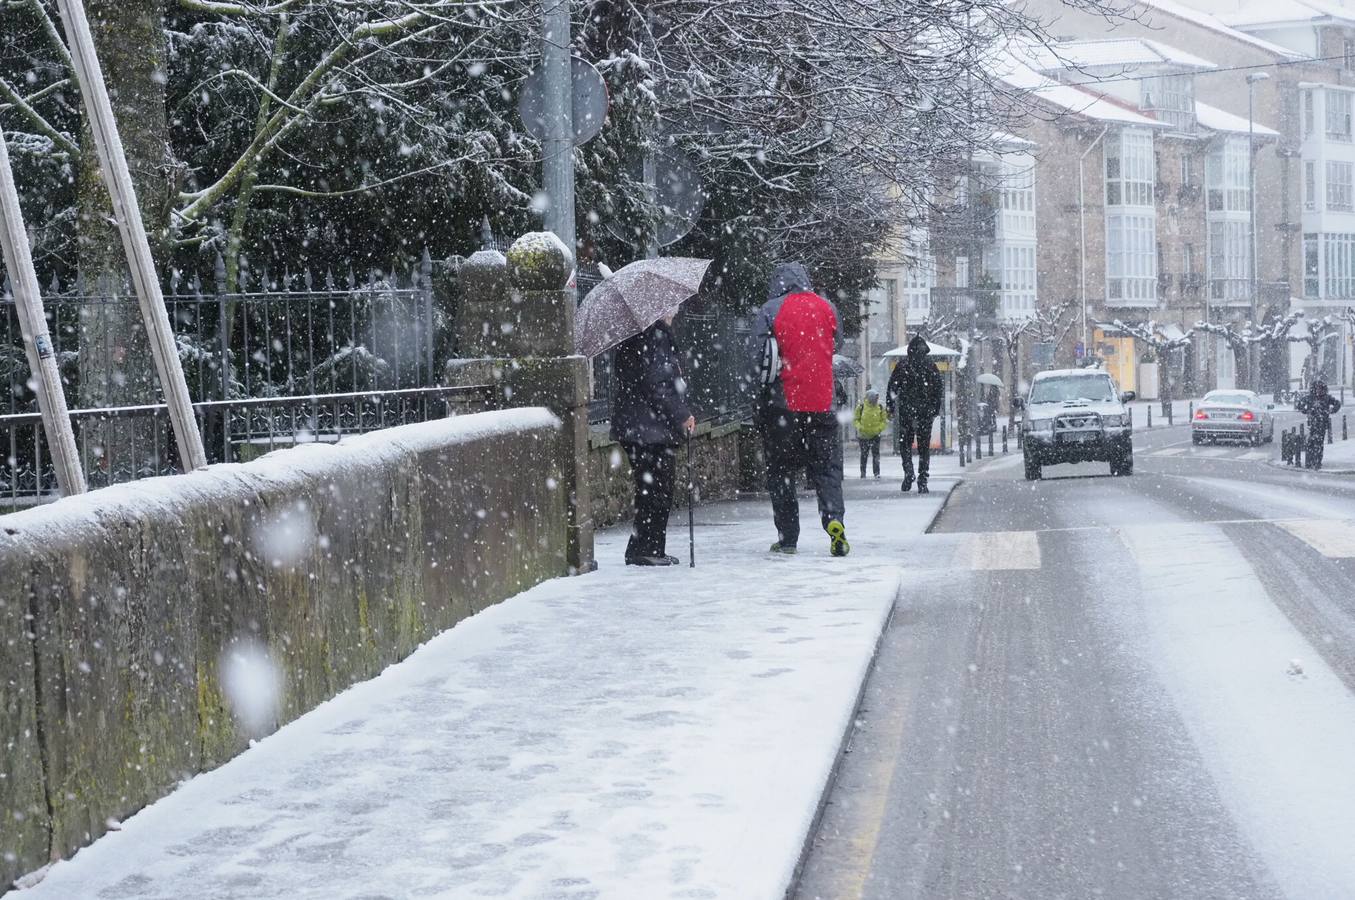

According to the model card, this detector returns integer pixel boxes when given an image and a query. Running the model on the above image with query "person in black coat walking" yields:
[610,317,697,565]
[885,334,944,493]
[1296,379,1342,470]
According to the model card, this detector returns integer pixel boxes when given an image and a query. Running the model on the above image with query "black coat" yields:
[1297,389,1341,435]
[609,321,692,447]
[886,337,943,420]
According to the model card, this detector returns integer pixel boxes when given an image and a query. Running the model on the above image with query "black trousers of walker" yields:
[898,414,934,484]
[623,442,677,559]
[760,409,845,548]
[859,437,881,477]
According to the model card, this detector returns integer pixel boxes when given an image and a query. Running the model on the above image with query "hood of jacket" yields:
[767,263,812,302]
[906,334,930,365]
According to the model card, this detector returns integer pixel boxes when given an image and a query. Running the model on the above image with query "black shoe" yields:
[918,482,929,494]
[901,475,913,492]
[769,542,798,555]
[662,555,681,565]
[626,555,678,567]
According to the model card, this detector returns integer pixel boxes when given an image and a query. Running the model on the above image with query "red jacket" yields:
[749,264,841,414]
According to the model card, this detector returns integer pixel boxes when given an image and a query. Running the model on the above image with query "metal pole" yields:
[1248,81,1258,392]
[1079,127,1109,358]
[0,134,87,495]
[541,0,576,257]
[54,0,207,471]
[686,433,695,567]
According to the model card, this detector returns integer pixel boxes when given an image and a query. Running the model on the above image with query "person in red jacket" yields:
[747,263,848,557]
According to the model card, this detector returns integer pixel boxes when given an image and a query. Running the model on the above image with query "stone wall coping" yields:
[588,419,743,450]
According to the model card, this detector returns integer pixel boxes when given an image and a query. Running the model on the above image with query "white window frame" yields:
[1105,129,1155,208]
[1328,161,1353,212]
[1106,212,1156,303]
[1208,219,1251,302]
[1306,161,1317,211]
[1207,137,1249,213]
[1327,89,1353,142]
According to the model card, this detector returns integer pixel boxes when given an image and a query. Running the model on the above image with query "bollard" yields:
[1330,423,1335,445]
[1002,426,1009,454]
[989,429,995,456]
[1147,406,1153,428]
[1167,402,1173,426]
[959,438,967,467]
[1129,407,1134,428]
[1344,414,1348,441]
[1188,401,1194,422]
[974,430,982,460]
[1281,430,1290,465]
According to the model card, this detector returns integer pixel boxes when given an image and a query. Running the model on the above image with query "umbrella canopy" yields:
[977,373,1004,388]
[575,257,712,358]
[832,354,865,378]
[882,340,961,359]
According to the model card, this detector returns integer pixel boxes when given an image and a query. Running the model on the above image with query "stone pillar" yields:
[445,233,595,574]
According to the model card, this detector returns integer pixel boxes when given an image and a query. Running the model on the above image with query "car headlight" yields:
[1029,419,1053,433]
[1101,414,1125,427]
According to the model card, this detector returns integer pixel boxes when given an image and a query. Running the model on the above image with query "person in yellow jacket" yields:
[853,388,888,478]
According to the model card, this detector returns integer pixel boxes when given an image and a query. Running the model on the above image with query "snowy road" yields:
[796,432,1355,900]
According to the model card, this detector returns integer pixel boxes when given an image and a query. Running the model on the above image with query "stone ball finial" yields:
[459,249,508,300]
[507,232,574,291]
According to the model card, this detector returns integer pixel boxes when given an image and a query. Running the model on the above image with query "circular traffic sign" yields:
[518,57,609,147]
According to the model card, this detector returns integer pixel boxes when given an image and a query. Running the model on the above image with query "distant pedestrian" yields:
[854,389,888,479]
[611,316,697,566]
[1296,379,1341,470]
[748,262,849,557]
[886,334,943,494]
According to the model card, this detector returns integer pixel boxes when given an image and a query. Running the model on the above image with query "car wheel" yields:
[1191,432,1202,445]
[1023,453,1041,481]
[1114,449,1133,476]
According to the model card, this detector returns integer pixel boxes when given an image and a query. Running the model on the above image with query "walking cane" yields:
[687,433,696,567]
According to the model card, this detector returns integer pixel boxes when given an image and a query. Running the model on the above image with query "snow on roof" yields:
[992,130,1038,148]
[1219,0,1355,29]
[1030,38,1218,73]
[1196,100,1281,136]
[995,55,1168,127]
[1133,0,1306,59]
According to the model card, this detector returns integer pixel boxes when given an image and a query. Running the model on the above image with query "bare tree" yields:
[1289,314,1341,388]
[1111,319,1193,405]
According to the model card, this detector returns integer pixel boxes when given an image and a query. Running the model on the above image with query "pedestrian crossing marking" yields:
[963,530,1041,570]
[1239,451,1270,461]
[1152,448,1186,457]
[1195,447,1230,457]
[1274,519,1355,558]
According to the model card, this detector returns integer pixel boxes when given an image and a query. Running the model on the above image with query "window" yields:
[1346,40,1355,71]
[1184,243,1195,273]
[1327,90,1352,141]
[1105,129,1154,207]
[1207,137,1249,212]
[1306,161,1317,211]
[1208,219,1251,301]
[1106,212,1156,302]
[956,256,970,288]
[1304,89,1315,138]
[1304,233,1319,297]
[904,261,934,315]
[1000,244,1037,316]
[1324,233,1355,298]
[1180,154,1192,185]
[1142,73,1194,132]
[1328,161,1353,211]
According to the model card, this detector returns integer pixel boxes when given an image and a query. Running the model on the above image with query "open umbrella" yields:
[977,373,1004,388]
[833,354,865,378]
[575,257,712,358]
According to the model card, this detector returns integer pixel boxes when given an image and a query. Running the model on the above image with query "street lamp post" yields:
[1247,72,1270,392]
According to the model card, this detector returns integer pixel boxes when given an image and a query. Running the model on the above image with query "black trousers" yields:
[899,414,933,483]
[760,410,845,548]
[623,443,677,559]
[859,437,881,477]
[1305,424,1328,469]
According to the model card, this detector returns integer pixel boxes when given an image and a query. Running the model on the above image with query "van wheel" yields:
[1023,453,1042,481]
[1113,450,1134,476]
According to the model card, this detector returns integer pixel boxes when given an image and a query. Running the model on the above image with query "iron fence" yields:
[2,263,438,415]
[0,384,493,510]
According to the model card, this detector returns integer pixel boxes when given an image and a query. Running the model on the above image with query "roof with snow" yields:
[995,55,1168,127]
[1133,0,1306,59]
[1029,38,1218,74]
[1219,0,1355,29]
[1196,100,1281,136]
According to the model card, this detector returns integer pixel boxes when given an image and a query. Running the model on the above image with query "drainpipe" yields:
[1079,126,1110,362]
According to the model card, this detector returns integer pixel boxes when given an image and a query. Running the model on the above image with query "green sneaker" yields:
[826,520,850,557]
[769,542,798,555]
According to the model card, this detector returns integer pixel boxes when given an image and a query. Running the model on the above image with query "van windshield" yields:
[1030,375,1117,404]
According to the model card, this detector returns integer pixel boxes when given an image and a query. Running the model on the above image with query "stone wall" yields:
[0,410,567,888]
[590,421,747,530]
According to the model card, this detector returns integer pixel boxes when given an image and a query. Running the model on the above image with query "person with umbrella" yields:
[576,257,710,566]
[748,262,849,557]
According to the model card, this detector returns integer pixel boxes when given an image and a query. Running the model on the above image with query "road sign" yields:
[518,57,608,147]
[1075,341,1085,359]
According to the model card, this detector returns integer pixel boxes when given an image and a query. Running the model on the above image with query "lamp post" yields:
[1078,126,1110,360]
[1247,72,1270,392]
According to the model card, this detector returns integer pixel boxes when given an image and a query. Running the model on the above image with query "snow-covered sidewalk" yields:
[20,464,958,900]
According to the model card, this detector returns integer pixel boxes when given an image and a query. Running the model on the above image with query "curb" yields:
[1264,459,1355,476]
[784,480,960,898]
